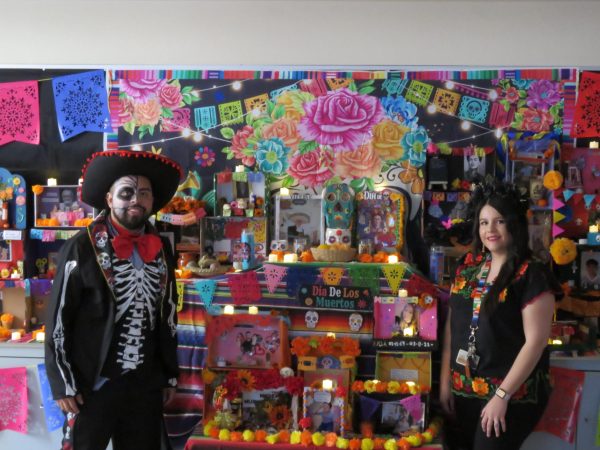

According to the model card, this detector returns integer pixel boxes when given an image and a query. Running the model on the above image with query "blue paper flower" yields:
[401,127,430,168]
[255,138,290,175]
[380,95,419,129]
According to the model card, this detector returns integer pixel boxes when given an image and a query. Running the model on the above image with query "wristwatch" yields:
[495,387,511,401]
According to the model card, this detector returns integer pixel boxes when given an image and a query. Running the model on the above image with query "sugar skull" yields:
[97,252,111,270]
[94,231,108,249]
[326,228,352,245]
[348,313,363,332]
[305,310,319,329]
[323,184,354,229]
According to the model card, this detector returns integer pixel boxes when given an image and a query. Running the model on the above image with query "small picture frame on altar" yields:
[0,239,11,262]
[579,249,600,291]
[303,387,345,435]
[273,193,322,247]
[34,185,96,228]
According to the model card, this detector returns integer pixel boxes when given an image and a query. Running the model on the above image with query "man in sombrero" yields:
[45,150,182,450]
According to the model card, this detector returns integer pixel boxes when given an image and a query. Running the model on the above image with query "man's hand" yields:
[56,394,84,414]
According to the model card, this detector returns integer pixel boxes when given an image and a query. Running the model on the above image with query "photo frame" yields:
[34,185,96,227]
[579,249,600,291]
[0,239,12,262]
[375,352,432,388]
[352,392,427,435]
[273,193,322,247]
[303,387,345,435]
[463,152,487,181]
[242,388,292,431]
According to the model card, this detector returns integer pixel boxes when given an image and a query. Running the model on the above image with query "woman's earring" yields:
[481,243,486,253]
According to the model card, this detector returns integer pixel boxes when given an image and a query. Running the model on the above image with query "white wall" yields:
[0,0,599,69]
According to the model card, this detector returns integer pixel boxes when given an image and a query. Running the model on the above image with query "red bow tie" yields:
[112,233,163,263]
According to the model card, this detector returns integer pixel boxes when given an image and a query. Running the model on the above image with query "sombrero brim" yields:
[81,151,183,213]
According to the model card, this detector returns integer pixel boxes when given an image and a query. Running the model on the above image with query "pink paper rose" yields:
[133,99,162,126]
[158,84,183,109]
[299,88,384,151]
[287,148,335,188]
[231,125,256,166]
[115,97,135,127]
[335,143,382,179]
[262,118,301,151]
[120,79,167,102]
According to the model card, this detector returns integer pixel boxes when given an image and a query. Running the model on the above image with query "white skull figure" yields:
[305,310,319,329]
[97,252,111,270]
[95,231,108,249]
[280,367,294,378]
[348,313,363,332]
[326,228,351,245]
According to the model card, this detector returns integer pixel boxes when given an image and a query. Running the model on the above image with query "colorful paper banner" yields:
[286,266,319,297]
[563,189,575,202]
[52,70,111,142]
[320,267,345,286]
[227,271,261,305]
[347,265,380,296]
[584,194,596,209]
[0,366,28,433]
[381,264,406,295]
[37,364,63,432]
[553,197,565,210]
[0,80,40,146]
[400,394,424,424]
[263,264,288,294]
[552,224,565,238]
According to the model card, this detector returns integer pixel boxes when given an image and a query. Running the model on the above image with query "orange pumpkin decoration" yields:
[255,429,267,442]
[543,170,563,190]
[358,253,373,263]
[348,438,362,450]
[278,430,290,443]
[537,198,548,207]
[230,431,243,442]
[397,438,411,450]
[301,250,315,262]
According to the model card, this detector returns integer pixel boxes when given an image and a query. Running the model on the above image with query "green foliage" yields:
[281,174,295,188]
[161,107,174,119]
[220,127,235,139]
[122,120,135,135]
[297,140,319,154]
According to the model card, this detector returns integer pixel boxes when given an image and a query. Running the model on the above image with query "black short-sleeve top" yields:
[449,252,560,403]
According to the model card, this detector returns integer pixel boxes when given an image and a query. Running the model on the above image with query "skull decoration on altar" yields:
[348,313,363,332]
[322,183,354,245]
[305,310,319,329]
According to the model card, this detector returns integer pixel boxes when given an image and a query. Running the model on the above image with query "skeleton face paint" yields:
[107,176,153,230]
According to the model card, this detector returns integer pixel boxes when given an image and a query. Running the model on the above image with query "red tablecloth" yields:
[185,436,443,450]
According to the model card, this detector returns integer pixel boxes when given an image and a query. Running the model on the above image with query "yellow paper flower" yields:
[364,380,376,393]
[312,432,326,446]
[361,438,374,450]
[387,380,401,394]
[336,437,350,449]
[242,430,255,442]
[266,434,279,445]
[383,439,397,450]
[290,430,302,445]
[12,177,21,186]
[218,429,231,441]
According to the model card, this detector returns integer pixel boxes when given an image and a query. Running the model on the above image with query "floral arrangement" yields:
[206,368,304,401]
[201,417,442,448]
[290,335,361,358]
[351,380,429,396]
[549,238,577,265]
[159,197,205,215]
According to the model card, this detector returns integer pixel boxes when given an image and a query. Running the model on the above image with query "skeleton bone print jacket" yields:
[45,212,179,400]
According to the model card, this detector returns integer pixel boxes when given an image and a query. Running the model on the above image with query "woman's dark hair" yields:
[468,180,531,312]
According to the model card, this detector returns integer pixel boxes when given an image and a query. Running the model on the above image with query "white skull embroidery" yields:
[280,367,294,378]
[95,231,108,249]
[305,310,319,329]
[97,252,111,270]
[348,313,363,332]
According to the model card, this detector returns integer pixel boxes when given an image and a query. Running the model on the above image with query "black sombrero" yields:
[81,150,183,213]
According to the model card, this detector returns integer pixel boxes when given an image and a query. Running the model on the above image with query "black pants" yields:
[61,374,164,450]
[445,393,549,450]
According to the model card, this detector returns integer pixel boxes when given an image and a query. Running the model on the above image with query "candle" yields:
[248,306,259,315]
[78,178,83,186]
[235,165,245,173]
[35,332,45,343]
[322,379,333,390]
[283,253,298,263]
[268,253,280,263]
[590,225,599,233]
[388,254,399,264]
[224,305,235,315]
[11,331,21,341]
[590,141,599,149]
[280,187,290,197]
[403,327,414,337]
[326,332,336,339]
[47,178,57,186]
[398,289,408,298]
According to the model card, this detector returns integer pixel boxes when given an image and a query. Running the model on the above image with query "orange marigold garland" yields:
[290,335,361,358]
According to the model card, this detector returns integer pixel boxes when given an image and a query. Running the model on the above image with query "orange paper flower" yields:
[32,185,44,195]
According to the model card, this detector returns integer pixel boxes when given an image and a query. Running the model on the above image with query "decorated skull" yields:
[348,313,363,332]
[305,310,319,329]
[279,367,294,378]
[326,228,352,245]
[323,183,354,229]
[94,231,108,249]
[97,252,111,270]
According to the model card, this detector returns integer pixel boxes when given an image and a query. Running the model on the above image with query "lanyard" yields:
[466,257,492,374]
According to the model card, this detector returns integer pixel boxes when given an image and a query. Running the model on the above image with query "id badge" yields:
[456,349,480,369]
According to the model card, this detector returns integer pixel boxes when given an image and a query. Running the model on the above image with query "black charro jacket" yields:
[45,212,179,400]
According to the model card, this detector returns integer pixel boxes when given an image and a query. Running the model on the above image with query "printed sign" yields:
[298,284,372,311]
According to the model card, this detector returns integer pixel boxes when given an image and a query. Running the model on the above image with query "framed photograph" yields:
[381,401,414,434]
[0,239,11,262]
[353,392,427,434]
[34,185,95,227]
[529,177,544,202]
[463,152,487,181]
[579,250,600,290]
[375,352,432,388]
[274,194,322,247]
[303,388,345,435]
[242,388,292,431]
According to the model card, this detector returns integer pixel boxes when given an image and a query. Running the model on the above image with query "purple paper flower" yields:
[195,146,216,168]
[298,88,384,152]
[526,80,560,111]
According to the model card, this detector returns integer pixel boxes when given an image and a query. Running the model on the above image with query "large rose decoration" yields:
[159,84,183,109]
[371,119,409,161]
[298,88,384,151]
[526,80,560,111]
[335,143,382,179]
[230,125,257,166]
[287,147,335,188]
[521,108,554,132]
[276,90,314,121]
[133,99,162,126]
[262,118,301,151]
[120,79,167,102]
